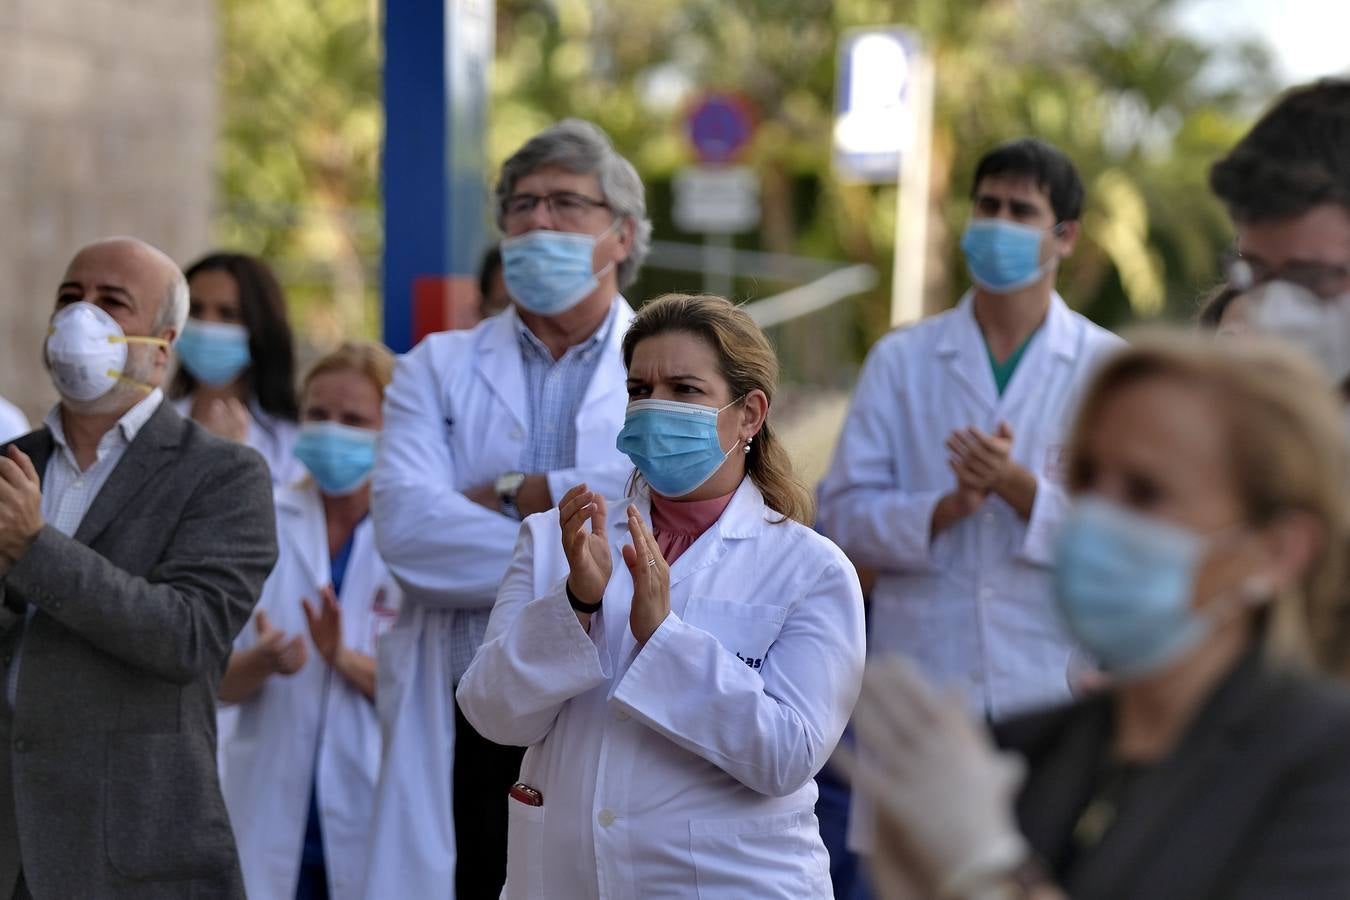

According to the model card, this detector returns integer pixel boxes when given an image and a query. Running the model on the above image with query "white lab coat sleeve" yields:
[611,558,865,798]
[546,460,632,510]
[456,519,612,747]
[817,344,944,571]
[372,339,521,610]
[1018,475,1068,567]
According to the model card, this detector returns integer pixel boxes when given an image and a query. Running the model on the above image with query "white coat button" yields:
[980,587,993,600]
[598,809,616,827]
[511,427,525,440]
[984,512,995,524]
[615,710,630,721]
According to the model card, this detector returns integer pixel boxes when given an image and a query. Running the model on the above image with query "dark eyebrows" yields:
[626,374,708,385]
[57,281,135,303]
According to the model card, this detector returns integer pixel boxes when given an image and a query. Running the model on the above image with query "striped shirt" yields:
[448,302,619,682]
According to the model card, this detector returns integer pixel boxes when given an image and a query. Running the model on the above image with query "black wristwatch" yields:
[495,471,526,519]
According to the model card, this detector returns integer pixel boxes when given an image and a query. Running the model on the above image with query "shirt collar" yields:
[516,297,620,364]
[44,388,165,452]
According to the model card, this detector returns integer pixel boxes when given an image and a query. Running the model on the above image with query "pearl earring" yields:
[743,436,753,453]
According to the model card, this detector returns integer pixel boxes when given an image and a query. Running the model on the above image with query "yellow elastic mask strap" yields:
[104,370,157,394]
[109,335,171,349]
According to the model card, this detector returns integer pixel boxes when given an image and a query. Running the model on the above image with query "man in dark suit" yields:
[0,237,277,899]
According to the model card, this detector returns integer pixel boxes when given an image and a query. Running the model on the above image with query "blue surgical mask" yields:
[294,421,379,496]
[1053,497,1213,678]
[960,219,1058,294]
[500,222,618,316]
[616,398,740,498]
[176,319,252,387]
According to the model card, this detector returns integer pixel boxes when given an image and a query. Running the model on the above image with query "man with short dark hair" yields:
[0,237,276,898]
[821,138,1122,721]
[1210,78,1350,391]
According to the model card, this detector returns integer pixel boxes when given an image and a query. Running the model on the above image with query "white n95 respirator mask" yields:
[1245,280,1350,385]
[45,302,168,402]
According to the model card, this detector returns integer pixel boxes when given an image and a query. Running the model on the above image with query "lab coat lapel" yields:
[936,293,998,417]
[474,308,530,433]
[667,478,766,589]
[993,292,1080,418]
[578,299,634,415]
[275,482,330,592]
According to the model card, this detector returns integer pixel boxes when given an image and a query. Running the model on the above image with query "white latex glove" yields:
[836,657,1030,899]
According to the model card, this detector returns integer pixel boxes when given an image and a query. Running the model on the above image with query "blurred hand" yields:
[302,586,345,668]
[622,505,670,644]
[255,610,308,675]
[947,422,1015,493]
[558,484,612,607]
[194,396,251,443]
[835,658,1029,897]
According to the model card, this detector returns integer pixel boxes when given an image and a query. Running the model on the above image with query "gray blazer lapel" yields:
[73,403,183,547]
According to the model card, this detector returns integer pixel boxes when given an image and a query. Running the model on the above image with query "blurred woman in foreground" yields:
[846,334,1350,900]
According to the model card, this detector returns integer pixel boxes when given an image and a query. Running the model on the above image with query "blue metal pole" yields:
[381,0,492,353]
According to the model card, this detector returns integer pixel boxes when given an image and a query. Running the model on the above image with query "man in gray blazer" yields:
[0,237,277,899]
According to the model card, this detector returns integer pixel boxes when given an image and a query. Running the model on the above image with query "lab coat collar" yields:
[936,290,1080,412]
[273,480,333,591]
[474,297,634,431]
[613,476,767,588]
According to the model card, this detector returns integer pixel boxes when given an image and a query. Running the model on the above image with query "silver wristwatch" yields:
[495,471,526,519]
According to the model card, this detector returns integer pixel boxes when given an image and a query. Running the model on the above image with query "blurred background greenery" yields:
[212,0,1281,362]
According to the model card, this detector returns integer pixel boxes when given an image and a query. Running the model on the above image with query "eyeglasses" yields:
[502,191,610,228]
[1224,251,1350,300]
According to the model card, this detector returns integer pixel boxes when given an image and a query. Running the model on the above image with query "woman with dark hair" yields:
[458,293,866,898]
[172,251,302,485]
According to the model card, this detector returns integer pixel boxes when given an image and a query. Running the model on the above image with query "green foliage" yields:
[216,0,1274,357]
[215,0,383,347]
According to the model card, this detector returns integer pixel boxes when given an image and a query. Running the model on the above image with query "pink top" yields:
[649,490,737,564]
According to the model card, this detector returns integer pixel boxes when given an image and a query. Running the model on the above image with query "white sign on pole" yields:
[672,165,761,235]
[833,28,920,184]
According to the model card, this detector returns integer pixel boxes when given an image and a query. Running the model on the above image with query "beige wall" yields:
[0,0,216,423]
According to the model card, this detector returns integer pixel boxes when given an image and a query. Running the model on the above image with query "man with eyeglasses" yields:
[1211,78,1350,396]
[363,119,650,899]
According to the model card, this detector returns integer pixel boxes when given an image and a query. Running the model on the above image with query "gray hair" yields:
[495,119,652,289]
[153,267,190,342]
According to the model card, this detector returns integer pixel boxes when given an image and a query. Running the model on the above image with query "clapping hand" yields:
[622,506,670,645]
[302,586,346,668]
[0,445,42,574]
[834,658,1030,898]
[558,484,613,609]
[946,422,1015,494]
[254,610,308,675]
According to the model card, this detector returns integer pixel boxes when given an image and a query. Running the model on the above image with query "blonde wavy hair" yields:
[1066,333,1350,673]
[621,293,814,526]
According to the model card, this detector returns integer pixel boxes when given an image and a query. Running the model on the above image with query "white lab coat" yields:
[818,292,1122,720]
[457,477,866,900]
[364,301,635,900]
[173,393,304,486]
[0,396,29,443]
[219,483,401,900]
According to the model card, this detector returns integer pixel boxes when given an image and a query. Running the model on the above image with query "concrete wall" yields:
[0,0,216,423]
